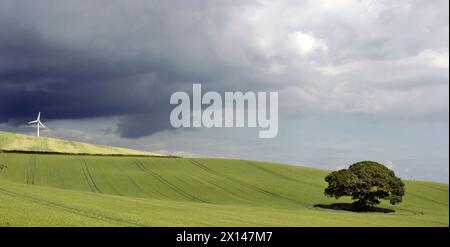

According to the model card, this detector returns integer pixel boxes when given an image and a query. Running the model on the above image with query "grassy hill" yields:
[0,151,448,226]
[0,131,448,226]
[0,131,164,156]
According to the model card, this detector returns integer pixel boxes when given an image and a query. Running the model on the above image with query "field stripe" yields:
[189,174,253,202]
[405,191,449,207]
[133,160,169,198]
[25,155,32,184]
[0,187,144,226]
[31,155,36,185]
[113,161,147,196]
[139,159,208,202]
[189,159,304,205]
[25,155,37,185]
[135,159,207,203]
[79,158,102,193]
[244,161,323,188]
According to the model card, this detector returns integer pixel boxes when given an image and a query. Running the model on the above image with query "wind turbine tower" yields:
[28,112,47,137]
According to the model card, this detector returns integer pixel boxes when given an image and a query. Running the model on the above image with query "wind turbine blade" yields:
[37,112,41,121]
[39,121,46,128]
[28,120,38,124]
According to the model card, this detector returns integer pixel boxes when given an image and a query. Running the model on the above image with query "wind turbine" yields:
[28,112,46,137]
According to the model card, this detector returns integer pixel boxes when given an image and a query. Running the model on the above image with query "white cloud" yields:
[404,48,450,69]
[287,31,328,56]
[268,62,287,74]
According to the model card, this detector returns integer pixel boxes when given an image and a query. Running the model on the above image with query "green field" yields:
[0,131,163,156]
[0,131,448,226]
[0,152,448,226]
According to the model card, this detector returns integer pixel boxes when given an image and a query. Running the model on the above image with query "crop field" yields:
[0,131,163,156]
[0,152,448,226]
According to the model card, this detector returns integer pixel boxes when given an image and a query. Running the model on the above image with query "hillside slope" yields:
[0,153,448,226]
[0,131,163,156]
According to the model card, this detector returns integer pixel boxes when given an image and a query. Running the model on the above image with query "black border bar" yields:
[0,227,448,246]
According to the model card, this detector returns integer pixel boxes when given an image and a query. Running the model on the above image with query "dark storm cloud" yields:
[0,0,448,138]
[0,0,270,137]
[116,111,172,138]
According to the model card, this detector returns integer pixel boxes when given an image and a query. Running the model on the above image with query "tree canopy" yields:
[324,161,405,211]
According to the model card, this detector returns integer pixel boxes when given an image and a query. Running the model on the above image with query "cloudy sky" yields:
[1,0,448,182]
